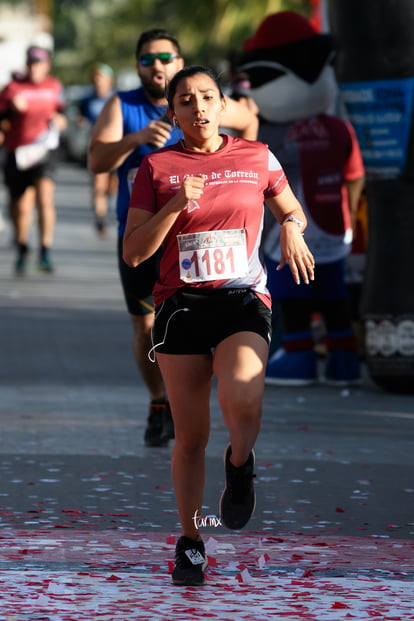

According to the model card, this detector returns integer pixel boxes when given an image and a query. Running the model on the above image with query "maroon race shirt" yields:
[0,75,65,151]
[129,135,288,307]
[260,114,365,264]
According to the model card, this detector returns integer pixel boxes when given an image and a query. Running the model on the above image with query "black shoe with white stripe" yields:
[219,444,256,530]
[172,536,207,586]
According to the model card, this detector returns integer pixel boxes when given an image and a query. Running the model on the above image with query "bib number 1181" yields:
[178,229,248,283]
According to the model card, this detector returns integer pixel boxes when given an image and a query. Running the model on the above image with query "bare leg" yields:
[108,171,118,198]
[157,352,213,540]
[15,187,35,245]
[92,172,111,234]
[93,172,109,219]
[7,197,18,240]
[213,332,268,467]
[36,177,56,248]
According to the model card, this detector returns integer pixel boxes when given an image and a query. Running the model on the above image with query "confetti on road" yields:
[0,530,413,620]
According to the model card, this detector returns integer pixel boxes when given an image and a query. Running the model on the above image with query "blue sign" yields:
[339,78,414,179]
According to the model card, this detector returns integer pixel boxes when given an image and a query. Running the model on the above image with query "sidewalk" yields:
[0,163,413,620]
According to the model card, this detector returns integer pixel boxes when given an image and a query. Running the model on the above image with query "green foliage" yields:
[53,0,312,85]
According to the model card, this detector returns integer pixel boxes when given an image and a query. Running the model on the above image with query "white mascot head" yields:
[237,10,338,123]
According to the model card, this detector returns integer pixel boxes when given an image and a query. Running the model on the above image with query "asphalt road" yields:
[0,162,413,619]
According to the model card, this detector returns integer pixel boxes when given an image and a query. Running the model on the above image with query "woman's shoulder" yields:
[142,141,182,169]
[227,134,268,148]
[226,134,270,158]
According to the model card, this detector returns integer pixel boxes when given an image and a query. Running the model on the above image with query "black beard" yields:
[142,79,166,100]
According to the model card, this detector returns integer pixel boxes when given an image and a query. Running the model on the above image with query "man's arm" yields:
[221,96,259,141]
[88,94,138,173]
[88,94,173,174]
[346,176,365,233]
[53,111,67,133]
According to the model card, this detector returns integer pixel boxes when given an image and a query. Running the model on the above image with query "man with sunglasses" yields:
[88,28,258,448]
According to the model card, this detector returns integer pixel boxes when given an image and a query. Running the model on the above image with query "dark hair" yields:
[135,28,182,60]
[166,65,225,109]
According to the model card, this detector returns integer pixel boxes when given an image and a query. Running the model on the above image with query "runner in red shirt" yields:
[123,66,314,587]
[130,133,288,309]
[0,45,66,274]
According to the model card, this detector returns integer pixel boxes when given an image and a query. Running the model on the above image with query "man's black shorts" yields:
[117,236,161,316]
[3,149,59,199]
[152,287,272,355]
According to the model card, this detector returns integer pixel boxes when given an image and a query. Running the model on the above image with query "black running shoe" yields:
[95,218,108,238]
[172,536,207,586]
[144,400,170,447]
[219,444,256,530]
[15,252,27,276]
[15,244,29,276]
[38,253,54,273]
[160,400,175,443]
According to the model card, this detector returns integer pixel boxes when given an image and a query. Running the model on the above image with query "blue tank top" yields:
[117,88,182,236]
[81,91,114,123]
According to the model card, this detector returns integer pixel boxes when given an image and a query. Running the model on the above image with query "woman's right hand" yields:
[179,174,205,210]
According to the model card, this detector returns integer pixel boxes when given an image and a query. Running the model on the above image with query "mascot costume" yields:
[237,11,365,386]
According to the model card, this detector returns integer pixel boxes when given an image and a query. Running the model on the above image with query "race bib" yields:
[177,228,248,283]
[15,143,48,170]
[14,127,59,170]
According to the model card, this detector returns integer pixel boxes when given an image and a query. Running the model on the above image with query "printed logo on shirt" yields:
[168,168,259,187]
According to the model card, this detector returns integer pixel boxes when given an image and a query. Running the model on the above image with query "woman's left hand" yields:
[278,224,315,284]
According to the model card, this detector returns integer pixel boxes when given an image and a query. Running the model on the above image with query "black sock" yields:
[151,397,167,405]
[40,245,50,259]
[18,243,28,256]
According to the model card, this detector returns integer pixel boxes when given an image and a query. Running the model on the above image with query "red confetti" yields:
[106,574,122,581]
[207,556,218,567]
[302,570,314,577]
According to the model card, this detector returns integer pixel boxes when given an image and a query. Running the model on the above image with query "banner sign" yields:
[339,78,414,179]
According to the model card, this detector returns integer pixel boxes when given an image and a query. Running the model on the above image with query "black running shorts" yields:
[3,149,59,199]
[152,287,272,355]
[117,236,161,316]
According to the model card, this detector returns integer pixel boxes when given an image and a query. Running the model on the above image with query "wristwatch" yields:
[282,214,304,230]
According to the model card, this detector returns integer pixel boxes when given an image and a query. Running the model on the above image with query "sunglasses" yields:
[138,53,178,66]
